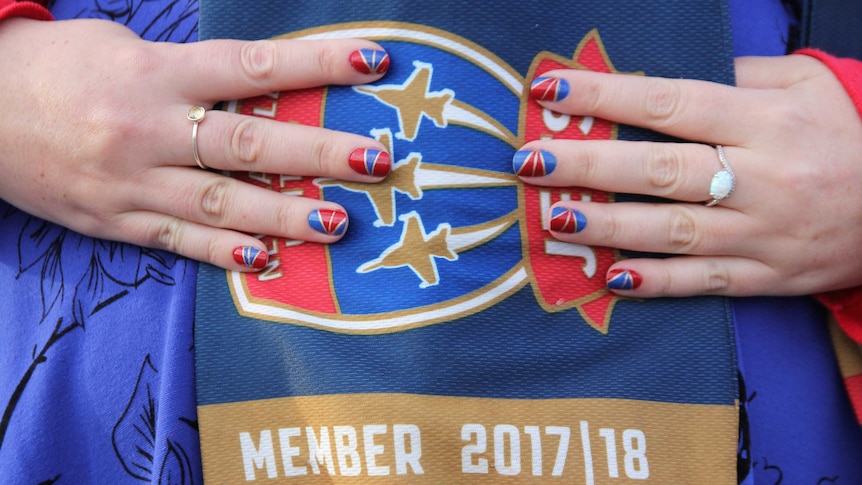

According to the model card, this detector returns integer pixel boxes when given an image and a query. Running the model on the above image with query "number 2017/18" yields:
[461,423,649,481]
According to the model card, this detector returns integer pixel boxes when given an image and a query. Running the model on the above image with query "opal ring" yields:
[705,145,735,207]
[187,105,207,169]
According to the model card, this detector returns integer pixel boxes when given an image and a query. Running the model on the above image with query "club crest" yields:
[226,23,628,334]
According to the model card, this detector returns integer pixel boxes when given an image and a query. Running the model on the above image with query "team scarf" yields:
[195,1,741,482]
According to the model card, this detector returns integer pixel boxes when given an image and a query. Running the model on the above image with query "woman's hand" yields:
[517,55,862,297]
[0,18,391,270]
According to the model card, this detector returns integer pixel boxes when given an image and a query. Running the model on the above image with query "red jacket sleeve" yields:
[0,0,53,23]
[797,49,862,345]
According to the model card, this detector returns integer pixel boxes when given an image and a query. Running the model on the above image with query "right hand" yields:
[0,17,392,270]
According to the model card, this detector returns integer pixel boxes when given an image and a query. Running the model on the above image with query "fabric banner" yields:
[196,1,740,482]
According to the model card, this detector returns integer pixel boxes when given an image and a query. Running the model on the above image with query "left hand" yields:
[516,55,862,297]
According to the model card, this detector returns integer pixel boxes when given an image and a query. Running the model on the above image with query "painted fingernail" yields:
[308,209,348,236]
[530,76,570,102]
[233,246,268,269]
[607,269,643,291]
[549,207,587,233]
[349,48,390,75]
[349,148,391,177]
[513,149,557,177]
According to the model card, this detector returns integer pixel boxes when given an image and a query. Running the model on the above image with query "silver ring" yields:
[187,105,207,169]
[705,145,735,206]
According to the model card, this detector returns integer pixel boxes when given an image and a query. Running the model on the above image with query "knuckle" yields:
[643,78,682,124]
[645,144,683,193]
[240,40,277,83]
[573,145,600,180]
[117,44,161,79]
[198,178,231,221]
[314,42,339,78]
[75,213,109,239]
[667,206,699,251]
[782,165,818,192]
[230,119,264,165]
[578,77,605,114]
[153,218,184,253]
[310,136,339,174]
[767,101,814,132]
[657,268,676,295]
[703,261,731,293]
[600,213,625,243]
[272,200,296,236]
[203,234,222,266]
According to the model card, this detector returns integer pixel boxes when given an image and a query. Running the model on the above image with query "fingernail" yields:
[530,76,570,102]
[513,149,557,177]
[233,246,268,269]
[349,48,390,75]
[549,207,587,233]
[349,148,391,177]
[308,209,348,236]
[607,269,643,291]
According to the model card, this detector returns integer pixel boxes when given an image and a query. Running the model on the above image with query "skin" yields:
[3,19,861,296]
[520,55,862,297]
[0,18,388,270]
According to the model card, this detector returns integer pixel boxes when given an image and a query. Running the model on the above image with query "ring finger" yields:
[136,167,350,243]
[546,200,758,257]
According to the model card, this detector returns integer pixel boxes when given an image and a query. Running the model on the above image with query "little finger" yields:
[603,256,778,297]
[113,211,272,271]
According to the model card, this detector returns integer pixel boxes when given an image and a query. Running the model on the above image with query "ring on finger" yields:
[705,144,735,207]
[187,105,207,169]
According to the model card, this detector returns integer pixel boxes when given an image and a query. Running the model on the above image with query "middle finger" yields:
[170,106,392,180]
[515,140,727,203]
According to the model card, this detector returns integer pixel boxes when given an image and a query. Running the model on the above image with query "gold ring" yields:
[187,105,207,169]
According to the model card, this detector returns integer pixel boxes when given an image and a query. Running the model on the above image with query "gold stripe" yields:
[199,393,737,483]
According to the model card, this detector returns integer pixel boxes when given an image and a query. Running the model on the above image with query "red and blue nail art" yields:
[530,76,570,102]
[349,49,390,75]
[349,148,391,177]
[308,209,348,236]
[513,149,557,177]
[606,269,643,291]
[549,207,587,233]
[233,246,267,269]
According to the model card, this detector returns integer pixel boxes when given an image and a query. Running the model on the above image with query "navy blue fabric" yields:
[800,0,862,59]
[197,280,736,405]
[200,0,734,83]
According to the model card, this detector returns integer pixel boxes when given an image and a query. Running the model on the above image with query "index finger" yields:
[532,69,761,145]
[168,38,390,102]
